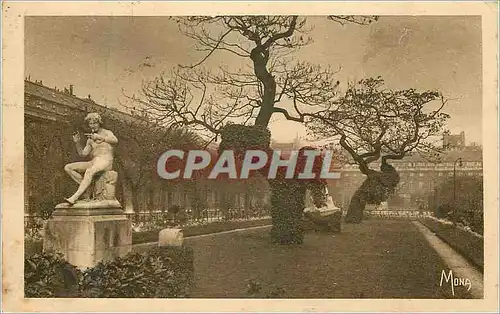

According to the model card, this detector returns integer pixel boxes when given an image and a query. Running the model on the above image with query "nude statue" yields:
[63,112,118,205]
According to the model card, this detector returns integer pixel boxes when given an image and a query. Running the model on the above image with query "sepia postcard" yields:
[2,1,499,313]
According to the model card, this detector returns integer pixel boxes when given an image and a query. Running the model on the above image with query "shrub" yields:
[24,239,43,257]
[25,252,81,298]
[469,213,484,235]
[79,246,194,298]
[168,204,182,215]
[434,203,452,219]
[432,176,483,232]
[24,216,46,242]
[218,123,271,154]
[25,246,194,298]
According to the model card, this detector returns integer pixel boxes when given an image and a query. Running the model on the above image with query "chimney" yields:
[69,85,74,95]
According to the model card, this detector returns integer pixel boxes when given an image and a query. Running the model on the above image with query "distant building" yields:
[443,131,466,150]
[329,132,483,210]
[270,134,303,150]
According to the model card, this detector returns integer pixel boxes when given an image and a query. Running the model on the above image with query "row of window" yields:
[396,161,482,167]
[342,171,482,177]
[342,161,482,169]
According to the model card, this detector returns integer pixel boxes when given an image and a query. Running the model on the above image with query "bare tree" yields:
[128,16,379,140]
[128,15,379,243]
[306,77,450,222]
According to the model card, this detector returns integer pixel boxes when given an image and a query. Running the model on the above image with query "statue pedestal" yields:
[44,170,131,269]
[43,212,132,269]
[43,171,132,269]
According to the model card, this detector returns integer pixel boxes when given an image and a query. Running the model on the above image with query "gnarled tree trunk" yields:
[345,161,400,224]
[344,187,367,224]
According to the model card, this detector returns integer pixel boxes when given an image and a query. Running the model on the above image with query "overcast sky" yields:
[25,16,482,144]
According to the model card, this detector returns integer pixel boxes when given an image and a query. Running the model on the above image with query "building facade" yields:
[329,135,483,210]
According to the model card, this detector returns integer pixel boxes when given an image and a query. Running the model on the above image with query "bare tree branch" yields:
[130,16,377,137]
[307,77,449,173]
[328,15,379,26]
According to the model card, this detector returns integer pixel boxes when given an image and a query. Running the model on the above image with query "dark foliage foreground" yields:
[25,246,194,298]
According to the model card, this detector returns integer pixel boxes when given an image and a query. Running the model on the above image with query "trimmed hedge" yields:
[217,124,328,245]
[25,246,194,298]
[419,217,483,272]
[218,123,271,153]
[269,178,308,245]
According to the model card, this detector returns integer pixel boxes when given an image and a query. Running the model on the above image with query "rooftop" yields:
[25,79,139,124]
[391,149,482,163]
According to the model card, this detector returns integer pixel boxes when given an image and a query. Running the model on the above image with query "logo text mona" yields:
[440,269,472,296]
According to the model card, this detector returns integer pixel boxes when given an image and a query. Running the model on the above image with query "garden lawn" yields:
[185,220,476,299]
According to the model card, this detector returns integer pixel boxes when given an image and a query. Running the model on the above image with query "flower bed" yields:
[25,246,194,298]
[131,208,271,232]
[419,217,483,272]
[426,215,483,238]
[364,210,432,220]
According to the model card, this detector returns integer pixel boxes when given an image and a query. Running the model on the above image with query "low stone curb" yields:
[132,224,272,254]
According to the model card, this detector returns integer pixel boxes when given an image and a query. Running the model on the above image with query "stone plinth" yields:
[53,199,123,216]
[43,213,132,269]
[53,170,123,217]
